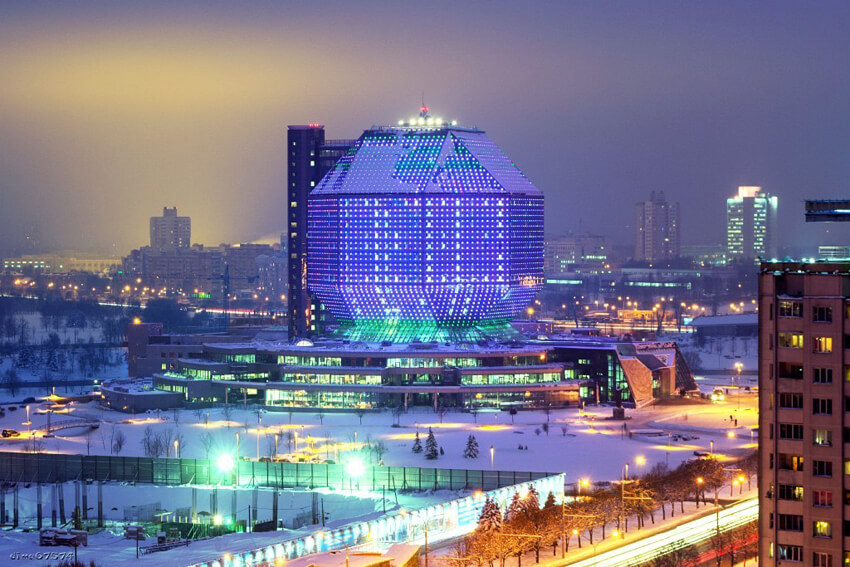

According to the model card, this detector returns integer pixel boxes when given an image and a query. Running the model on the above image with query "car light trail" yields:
[565,498,757,567]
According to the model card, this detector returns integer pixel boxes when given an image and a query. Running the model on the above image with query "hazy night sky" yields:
[2,1,850,255]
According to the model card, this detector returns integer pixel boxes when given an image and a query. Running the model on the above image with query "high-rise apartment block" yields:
[150,207,191,251]
[759,261,849,566]
[727,186,778,261]
[634,191,680,262]
[286,125,354,338]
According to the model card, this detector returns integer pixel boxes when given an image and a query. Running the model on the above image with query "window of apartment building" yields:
[779,392,804,409]
[814,429,832,447]
[813,306,833,322]
[779,300,803,317]
[778,514,804,531]
[779,423,804,440]
[814,337,833,353]
[813,520,832,538]
[777,545,803,562]
[814,551,833,567]
[813,490,833,507]
[779,453,804,471]
[845,460,850,475]
[778,484,804,501]
[779,362,803,379]
[844,428,850,443]
[813,368,833,384]
[778,545,804,562]
[779,332,804,348]
[813,398,833,415]
[813,460,833,477]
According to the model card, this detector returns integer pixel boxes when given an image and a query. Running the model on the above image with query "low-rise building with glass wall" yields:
[151,336,696,411]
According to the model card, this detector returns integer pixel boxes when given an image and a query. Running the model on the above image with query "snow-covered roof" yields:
[687,313,758,327]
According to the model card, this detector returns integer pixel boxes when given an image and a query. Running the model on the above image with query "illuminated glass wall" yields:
[308,126,544,342]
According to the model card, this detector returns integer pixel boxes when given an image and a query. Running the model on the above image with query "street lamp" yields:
[173,439,179,459]
[490,445,495,470]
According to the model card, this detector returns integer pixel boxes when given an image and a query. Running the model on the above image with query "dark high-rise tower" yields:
[286,125,353,338]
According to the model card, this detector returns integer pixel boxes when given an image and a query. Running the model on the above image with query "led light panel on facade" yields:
[307,125,544,342]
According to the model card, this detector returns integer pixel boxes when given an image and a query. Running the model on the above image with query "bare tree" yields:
[199,432,215,460]
[355,409,367,425]
[112,429,126,454]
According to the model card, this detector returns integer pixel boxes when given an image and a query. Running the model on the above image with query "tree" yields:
[112,429,126,454]
[355,409,367,425]
[2,368,21,395]
[200,432,215,460]
[424,428,438,460]
[412,432,423,453]
[477,496,503,533]
[372,440,388,464]
[463,434,480,459]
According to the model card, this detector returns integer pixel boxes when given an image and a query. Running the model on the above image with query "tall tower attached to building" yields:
[286,125,354,339]
[726,186,778,261]
[634,191,680,262]
[149,207,190,251]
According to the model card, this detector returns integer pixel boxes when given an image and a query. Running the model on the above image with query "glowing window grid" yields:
[308,126,543,341]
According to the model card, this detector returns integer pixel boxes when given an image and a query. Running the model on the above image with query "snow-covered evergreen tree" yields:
[505,492,523,522]
[463,434,479,458]
[425,428,438,460]
[477,497,503,532]
[412,431,423,453]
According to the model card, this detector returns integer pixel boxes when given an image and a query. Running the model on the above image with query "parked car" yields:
[2,429,21,438]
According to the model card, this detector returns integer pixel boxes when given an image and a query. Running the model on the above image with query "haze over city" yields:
[3,1,850,253]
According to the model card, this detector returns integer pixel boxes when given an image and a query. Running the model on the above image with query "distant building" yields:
[634,191,680,262]
[150,207,191,251]
[545,233,609,274]
[726,186,778,261]
[122,243,274,298]
[680,244,726,266]
[817,245,850,260]
[2,252,121,274]
[286,125,354,339]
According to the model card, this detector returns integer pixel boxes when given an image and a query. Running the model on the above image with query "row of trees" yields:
[450,454,757,567]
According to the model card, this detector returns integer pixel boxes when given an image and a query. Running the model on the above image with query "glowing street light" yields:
[489,445,495,470]
[216,453,235,474]
[173,439,179,459]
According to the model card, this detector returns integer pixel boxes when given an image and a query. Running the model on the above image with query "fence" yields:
[0,452,558,492]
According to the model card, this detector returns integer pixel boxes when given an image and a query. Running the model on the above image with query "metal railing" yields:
[0,452,557,492]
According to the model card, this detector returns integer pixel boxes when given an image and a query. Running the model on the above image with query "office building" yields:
[544,233,609,275]
[286,125,354,339]
[634,191,680,262]
[727,186,778,261]
[758,261,848,566]
[150,207,191,251]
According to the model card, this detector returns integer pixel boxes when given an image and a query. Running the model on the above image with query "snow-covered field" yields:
[0,393,757,483]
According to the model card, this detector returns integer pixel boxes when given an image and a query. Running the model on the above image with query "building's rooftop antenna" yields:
[419,92,430,118]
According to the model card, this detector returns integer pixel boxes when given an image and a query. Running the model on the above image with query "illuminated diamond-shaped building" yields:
[307,119,544,342]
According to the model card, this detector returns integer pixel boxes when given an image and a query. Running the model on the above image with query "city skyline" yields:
[2,2,850,255]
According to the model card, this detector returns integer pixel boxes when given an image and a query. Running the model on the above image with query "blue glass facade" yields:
[307,125,544,341]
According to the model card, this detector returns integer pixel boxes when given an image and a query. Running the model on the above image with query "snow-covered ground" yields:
[0,393,757,483]
[677,335,757,373]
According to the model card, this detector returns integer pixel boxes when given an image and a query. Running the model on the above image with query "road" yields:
[555,497,757,566]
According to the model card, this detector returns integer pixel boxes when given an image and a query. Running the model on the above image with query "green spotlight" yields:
[217,453,235,473]
[346,456,366,479]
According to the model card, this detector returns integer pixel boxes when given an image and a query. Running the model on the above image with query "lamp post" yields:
[274,434,279,460]
[490,446,495,470]
[173,439,179,459]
